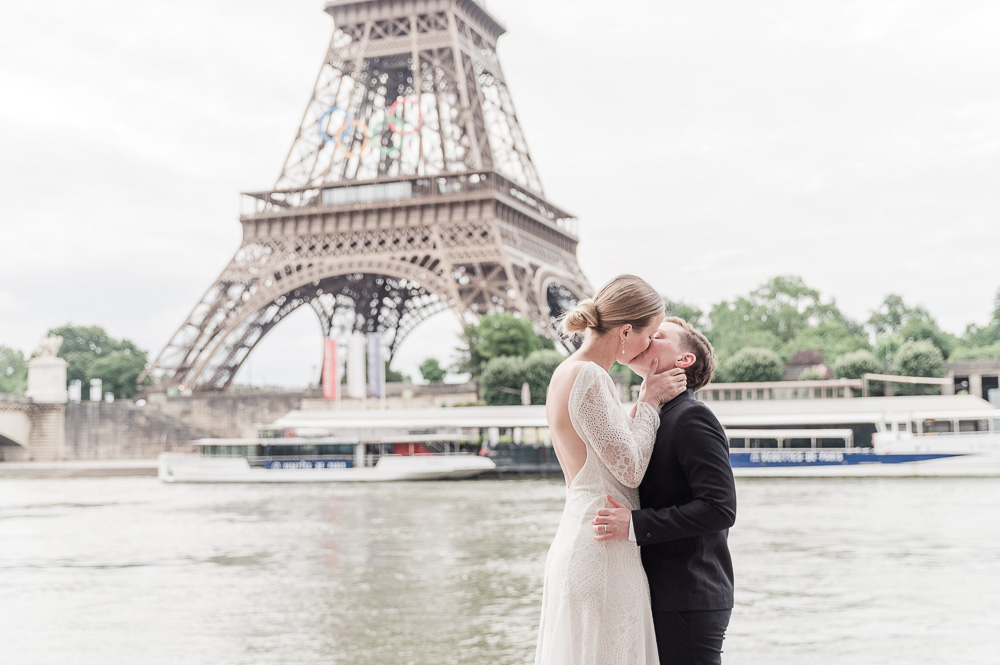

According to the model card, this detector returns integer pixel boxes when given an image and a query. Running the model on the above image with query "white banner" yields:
[366,333,383,397]
[347,333,366,399]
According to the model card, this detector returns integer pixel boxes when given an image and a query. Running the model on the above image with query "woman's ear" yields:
[676,352,696,368]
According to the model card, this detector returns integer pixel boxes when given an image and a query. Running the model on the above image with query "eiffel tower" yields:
[143,0,591,391]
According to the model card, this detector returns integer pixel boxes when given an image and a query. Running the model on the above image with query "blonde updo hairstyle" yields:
[560,275,664,337]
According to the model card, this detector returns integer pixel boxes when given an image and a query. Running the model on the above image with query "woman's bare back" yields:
[545,359,592,488]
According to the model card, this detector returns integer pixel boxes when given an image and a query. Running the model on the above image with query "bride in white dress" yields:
[535,275,687,665]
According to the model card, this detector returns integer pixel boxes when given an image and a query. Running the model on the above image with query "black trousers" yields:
[652,609,732,665]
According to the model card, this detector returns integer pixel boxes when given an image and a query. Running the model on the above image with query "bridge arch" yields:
[0,404,32,450]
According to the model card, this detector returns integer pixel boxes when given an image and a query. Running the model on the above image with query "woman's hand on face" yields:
[639,359,687,407]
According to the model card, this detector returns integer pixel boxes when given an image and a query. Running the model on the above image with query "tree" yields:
[384,361,410,383]
[721,347,784,383]
[523,350,564,405]
[783,321,870,364]
[867,294,927,336]
[797,366,826,381]
[663,297,705,328]
[418,358,447,383]
[949,342,1000,361]
[457,313,553,377]
[961,287,1000,348]
[707,275,860,364]
[89,352,147,399]
[892,340,945,396]
[48,324,148,398]
[832,350,881,380]
[866,294,955,358]
[480,356,527,406]
[0,345,28,395]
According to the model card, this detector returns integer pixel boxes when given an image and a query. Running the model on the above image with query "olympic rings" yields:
[331,119,370,157]
[368,119,402,156]
[387,97,422,135]
[316,97,423,158]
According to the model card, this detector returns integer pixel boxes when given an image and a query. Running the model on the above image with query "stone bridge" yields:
[0,394,65,461]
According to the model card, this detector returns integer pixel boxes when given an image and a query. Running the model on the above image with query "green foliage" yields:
[707,276,861,367]
[523,350,564,406]
[457,313,553,377]
[892,340,945,396]
[48,324,148,398]
[783,321,870,364]
[88,352,147,399]
[961,287,1000,348]
[480,356,527,406]
[867,294,929,336]
[832,350,881,379]
[663,297,705,328]
[866,293,955,359]
[949,342,1000,361]
[0,345,28,394]
[709,326,784,366]
[897,317,957,359]
[721,347,784,383]
[797,366,826,381]
[384,361,409,383]
[418,358,447,383]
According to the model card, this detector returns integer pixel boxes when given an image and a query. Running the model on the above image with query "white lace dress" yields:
[535,361,661,665]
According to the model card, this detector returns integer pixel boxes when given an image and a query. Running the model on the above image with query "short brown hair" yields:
[561,275,664,336]
[664,316,716,391]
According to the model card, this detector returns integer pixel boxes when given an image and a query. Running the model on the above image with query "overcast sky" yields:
[1,0,998,387]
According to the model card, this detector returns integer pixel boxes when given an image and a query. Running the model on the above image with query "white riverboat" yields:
[714,395,1000,477]
[159,396,1000,482]
[156,406,540,483]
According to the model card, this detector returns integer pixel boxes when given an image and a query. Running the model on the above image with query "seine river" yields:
[2,476,998,665]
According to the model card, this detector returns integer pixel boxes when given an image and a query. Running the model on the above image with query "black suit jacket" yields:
[632,389,736,612]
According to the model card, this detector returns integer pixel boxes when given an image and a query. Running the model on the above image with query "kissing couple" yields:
[535,275,737,665]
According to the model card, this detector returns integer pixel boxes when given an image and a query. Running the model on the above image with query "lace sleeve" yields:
[569,363,660,488]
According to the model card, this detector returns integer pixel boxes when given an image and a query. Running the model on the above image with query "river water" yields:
[1,477,998,665]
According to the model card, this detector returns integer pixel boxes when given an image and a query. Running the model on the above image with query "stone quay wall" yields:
[63,402,211,459]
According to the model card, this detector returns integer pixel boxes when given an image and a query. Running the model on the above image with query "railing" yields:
[240,170,578,237]
[695,379,864,402]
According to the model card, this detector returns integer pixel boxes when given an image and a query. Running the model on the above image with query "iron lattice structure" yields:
[143,0,591,391]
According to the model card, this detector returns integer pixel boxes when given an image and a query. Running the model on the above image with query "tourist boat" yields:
[714,395,1000,477]
[156,406,523,483]
[158,396,1000,481]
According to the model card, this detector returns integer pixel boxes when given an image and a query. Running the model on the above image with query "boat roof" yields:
[270,395,997,430]
[273,405,549,430]
[705,395,1000,420]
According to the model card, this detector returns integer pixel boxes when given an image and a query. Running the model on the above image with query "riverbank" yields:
[0,459,158,479]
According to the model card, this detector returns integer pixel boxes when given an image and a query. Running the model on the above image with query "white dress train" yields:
[535,361,661,665]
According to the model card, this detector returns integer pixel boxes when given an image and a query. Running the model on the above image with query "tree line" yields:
[1,276,997,401]
[447,276,1000,404]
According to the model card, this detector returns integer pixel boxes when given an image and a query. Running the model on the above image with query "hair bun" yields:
[562,299,600,334]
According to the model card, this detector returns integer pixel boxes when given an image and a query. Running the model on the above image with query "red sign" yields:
[322,339,337,400]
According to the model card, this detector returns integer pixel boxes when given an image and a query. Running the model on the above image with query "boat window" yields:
[911,422,919,434]
[896,422,907,432]
[994,419,1000,432]
[958,419,988,433]
[922,419,953,434]
[753,438,779,449]
[729,438,745,448]
[818,438,847,449]
[788,438,812,449]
